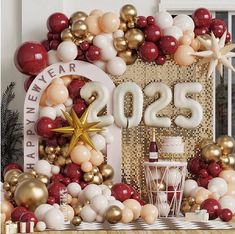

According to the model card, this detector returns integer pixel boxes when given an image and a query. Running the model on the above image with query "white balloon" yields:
[106,57,127,76]
[93,60,107,71]
[102,188,112,197]
[80,205,97,222]
[157,203,170,217]
[84,184,102,201]
[100,46,117,61]
[113,30,124,38]
[91,134,106,151]
[100,33,113,41]
[51,165,60,174]
[44,208,64,230]
[93,35,108,48]
[184,179,198,197]
[164,168,182,187]
[53,204,60,209]
[35,204,53,221]
[155,11,173,29]
[150,168,162,181]
[34,160,51,177]
[219,195,235,214]
[57,41,77,62]
[51,78,64,85]
[208,177,228,196]
[173,14,195,32]
[48,50,61,65]
[53,103,66,117]
[100,128,114,144]
[39,106,57,120]
[163,26,183,40]
[96,214,104,222]
[67,182,81,197]
[108,200,124,210]
[157,192,167,203]
[36,221,46,232]
[64,97,73,107]
[90,194,108,212]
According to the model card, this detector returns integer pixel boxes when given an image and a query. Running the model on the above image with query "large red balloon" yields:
[197,175,212,188]
[192,8,212,27]
[3,163,22,176]
[14,42,48,76]
[11,206,28,222]
[210,19,227,38]
[35,117,56,138]
[85,46,101,62]
[111,183,132,202]
[200,198,221,220]
[48,182,66,204]
[158,36,178,55]
[47,12,69,33]
[144,24,162,42]
[139,42,159,62]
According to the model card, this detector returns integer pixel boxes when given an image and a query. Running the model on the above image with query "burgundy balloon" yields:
[71,178,80,183]
[41,39,50,51]
[194,26,209,36]
[3,163,22,176]
[144,24,162,42]
[20,212,38,226]
[72,99,88,117]
[226,32,231,43]
[54,117,68,128]
[158,36,178,55]
[35,117,56,138]
[80,180,88,189]
[111,183,132,202]
[46,136,58,147]
[210,18,227,38]
[200,198,221,220]
[64,163,82,180]
[62,177,71,186]
[139,42,159,62]
[85,45,101,62]
[197,175,212,188]
[199,169,209,178]
[47,32,54,41]
[192,8,212,27]
[50,40,61,50]
[137,16,147,28]
[146,16,155,25]
[156,55,166,65]
[219,208,233,222]
[80,41,90,51]
[14,42,48,76]
[57,136,68,146]
[11,206,28,222]
[67,79,86,99]
[131,193,141,200]
[47,12,69,33]
[47,196,56,205]
[52,33,61,41]
[207,162,222,177]
[24,76,35,92]
[167,186,181,202]
[187,156,201,175]
[51,173,64,183]
[48,182,66,204]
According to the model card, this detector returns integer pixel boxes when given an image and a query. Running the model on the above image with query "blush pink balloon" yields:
[85,15,102,35]
[46,84,69,105]
[70,145,91,165]
[174,45,195,66]
[99,12,120,33]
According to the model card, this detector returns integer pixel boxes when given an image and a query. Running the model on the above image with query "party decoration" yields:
[200,198,221,220]
[219,208,233,222]
[217,135,235,156]
[105,205,122,224]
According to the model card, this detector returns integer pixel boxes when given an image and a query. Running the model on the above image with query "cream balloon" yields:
[195,188,211,204]
[39,107,57,120]
[46,84,69,105]
[219,195,235,214]
[121,207,134,223]
[141,204,158,218]
[67,182,81,197]
[157,203,170,217]
[226,183,235,198]
[106,57,127,76]
[34,160,51,177]
[85,15,101,35]
[80,205,97,222]
[35,204,53,221]
[44,208,64,230]
[90,194,108,212]
[83,184,102,201]
[81,161,93,172]
[99,12,120,33]
[93,60,106,71]
[60,205,74,221]
[123,199,141,220]
[100,45,117,61]
[90,150,104,166]
[155,11,173,30]
[219,170,235,184]
[163,26,183,40]
[57,41,77,62]
[173,14,195,32]
[179,35,192,45]
[190,38,201,51]
[36,221,46,232]
[91,134,106,151]
[208,177,228,196]
[48,50,61,65]
[184,179,198,197]
[163,168,182,186]
[174,45,195,66]
[70,145,91,164]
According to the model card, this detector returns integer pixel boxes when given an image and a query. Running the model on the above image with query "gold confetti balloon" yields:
[99,164,114,180]
[72,20,88,38]
[124,28,144,49]
[202,144,221,161]
[70,11,88,24]
[217,135,235,155]
[120,4,137,22]
[118,49,138,65]
[105,205,122,224]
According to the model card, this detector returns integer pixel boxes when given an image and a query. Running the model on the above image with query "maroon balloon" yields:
[47,196,56,205]
[226,32,231,43]
[50,40,61,50]
[47,32,54,41]
[14,42,48,76]
[136,199,146,206]
[35,117,56,138]
[85,45,101,62]
[210,18,227,38]
[3,163,22,176]
[144,24,162,42]
[71,178,80,183]
[72,99,88,117]
[48,182,66,204]
[54,117,68,128]
[194,26,209,36]
[47,12,69,33]
[137,16,147,28]
[111,183,132,202]
[11,206,28,222]
[68,79,86,99]
[197,175,212,188]
[64,163,82,180]
[207,162,222,177]
[158,36,178,55]
[199,169,209,178]
[80,41,90,51]
[187,156,201,175]
[24,76,35,92]
[147,16,155,25]
[62,177,71,186]
[219,208,233,222]
[57,136,68,146]
[201,198,221,220]
[20,212,38,226]
[192,8,212,27]
[51,173,64,183]
[156,55,166,65]
[131,193,141,200]
[139,42,158,62]
[46,137,58,147]
[41,39,50,51]
[167,186,181,202]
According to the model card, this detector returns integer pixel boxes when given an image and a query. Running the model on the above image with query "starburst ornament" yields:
[52,107,102,154]
[193,31,235,78]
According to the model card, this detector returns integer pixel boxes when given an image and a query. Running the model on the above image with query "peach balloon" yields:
[46,84,69,105]
[99,12,120,33]
[81,161,93,172]
[40,92,47,106]
[70,145,91,165]
[85,15,102,35]
[123,199,141,220]
[67,194,73,204]
[70,198,79,207]
[190,38,201,51]
[195,188,211,204]
[52,78,64,85]
[144,215,156,224]
[179,35,192,45]
[174,45,195,66]
[62,76,72,87]
[191,186,203,197]
[90,9,104,17]
[226,183,235,198]
[141,204,158,218]
[0,200,14,221]
[60,205,74,221]
[1,213,6,223]
[90,150,104,166]
[85,144,93,151]
[219,170,235,184]
[121,207,134,223]
[184,30,195,39]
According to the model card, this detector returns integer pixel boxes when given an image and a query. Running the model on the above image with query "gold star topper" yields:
[52,106,102,154]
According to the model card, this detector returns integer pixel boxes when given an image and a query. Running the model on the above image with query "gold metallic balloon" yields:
[73,204,83,216]
[228,153,235,169]
[202,144,221,161]
[72,20,88,38]
[92,166,99,174]
[61,28,74,41]
[105,205,122,224]
[45,146,55,155]
[48,153,56,163]
[151,180,166,191]
[127,20,135,29]
[66,158,72,164]
[37,174,50,186]
[3,182,10,191]
[72,216,82,226]
[14,178,48,211]
[190,203,201,212]
[55,146,62,154]
[55,156,66,167]
[113,37,128,52]
[119,20,127,32]
[5,191,13,200]
[83,172,94,182]
[74,37,84,46]
[62,145,69,157]
[39,145,46,158]
[10,186,16,193]
[180,201,191,215]
[70,11,88,24]
[120,4,137,22]
[92,173,103,185]
[220,156,230,169]
[9,176,18,186]
[217,135,235,155]
[4,169,21,183]
[188,197,196,206]
[18,172,35,183]
[86,33,94,44]
[118,49,138,65]
[199,138,214,149]
[27,169,37,177]
[125,28,144,49]
[103,179,113,189]
[99,164,114,180]
[1,199,14,221]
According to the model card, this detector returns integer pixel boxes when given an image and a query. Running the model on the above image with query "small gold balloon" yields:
[190,203,201,212]
[85,33,94,44]
[228,153,235,169]
[92,173,103,185]
[55,156,66,167]
[120,4,137,22]
[10,186,16,193]
[39,145,46,158]
[118,49,138,65]
[105,205,122,224]
[127,20,135,29]
[151,180,166,191]
[9,176,18,186]
[188,197,196,206]
[72,216,82,226]
[74,37,84,46]
[62,145,70,157]
[91,166,99,174]
[14,178,48,211]
[119,21,127,32]
[125,28,144,49]
[48,153,56,163]
[83,172,94,182]
[37,174,50,186]
[220,156,230,169]
[202,144,221,161]
[27,169,37,177]
[99,164,114,180]
[199,138,214,149]
[73,204,83,216]
[66,158,72,164]
[45,146,55,154]
[113,37,128,52]
[18,172,35,183]
[217,135,235,155]
[103,180,113,189]
[55,146,62,154]
[70,11,88,24]
[61,28,74,41]
[72,20,88,38]
[4,169,22,183]
[3,182,10,191]
[5,191,13,200]
[180,202,191,215]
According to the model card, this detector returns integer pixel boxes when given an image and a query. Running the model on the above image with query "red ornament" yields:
[85,45,101,62]
[51,173,64,183]
[219,208,233,222]
[207,162,222,177]
[111,183,132,202]
[62,177,71,186]
[210,19,227,38]
[14,42,48,76]
[11,206,28,222]
[147,16,155,25]
[67,79,86,99]
[48,182,66,204]
[129,186,137,196]
[72,99,88,117]
[47,196,56,205]
[200,198,221,220]
[47,13,69,33]
[139,42,158,62]
[158,36,178,55]
[156,55,166,65]
[226,32,231,43]
[167,186,181,202]
[144,24,162,42]
[192,8,212,27]
[197,175,212,188]
[41,39,50,51]
[20,212,38,226]
[194,26,209,36]
[187,157,201,175]
[24,76,35,92]
[35,117,56,138]
[3,163,22,176]
[50,40,61,50]
[136,199,146,206]
[137,16,147,28]
[199,169,209,178]
[80,41,90,51]
[64,163,82,180]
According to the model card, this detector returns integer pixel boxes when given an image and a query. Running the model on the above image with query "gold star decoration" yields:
[192,31,235,78]
[52,107,102,154]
